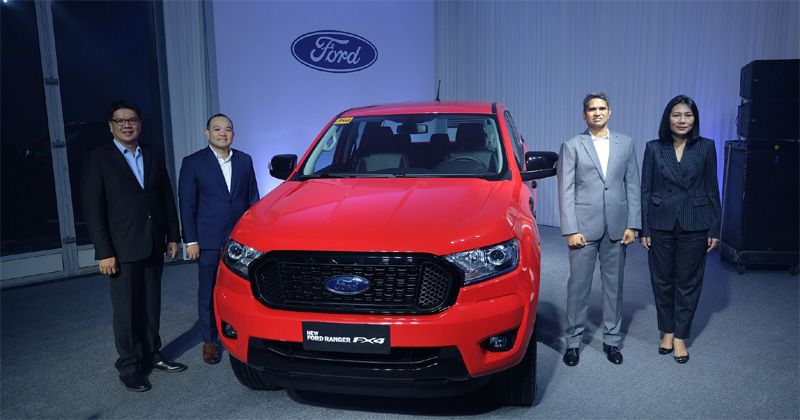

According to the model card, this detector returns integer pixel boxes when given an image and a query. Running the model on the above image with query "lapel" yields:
[579,130,605,182]
[679,140,704,182]
[141,144,151,190]
[659,140,689,189]
[203,147,232,196]
[606,131,620,181]
[230,150,241,197]
[105,142,142,189]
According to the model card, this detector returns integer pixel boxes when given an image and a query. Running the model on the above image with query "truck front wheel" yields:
[490,321,537,406]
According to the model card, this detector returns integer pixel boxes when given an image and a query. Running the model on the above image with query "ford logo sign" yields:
[291,30,378,73]
[324,275,371,295]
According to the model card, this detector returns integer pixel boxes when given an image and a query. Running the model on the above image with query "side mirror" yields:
[269,154,297,180]
[520,151,558,181]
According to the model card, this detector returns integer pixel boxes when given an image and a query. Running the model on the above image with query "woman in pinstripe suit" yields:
[639,95,722,364]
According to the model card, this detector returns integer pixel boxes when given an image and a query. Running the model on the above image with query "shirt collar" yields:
[113,139,141,155]
[590,129,610,141]
[210,146,233,163]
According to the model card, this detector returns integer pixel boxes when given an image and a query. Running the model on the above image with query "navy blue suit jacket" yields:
[640,137,721,238]
[178,147,260,250]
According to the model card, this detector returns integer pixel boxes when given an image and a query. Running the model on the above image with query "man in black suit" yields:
[82,99,187,392]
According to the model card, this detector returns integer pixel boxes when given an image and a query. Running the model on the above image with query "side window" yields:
[504,111,526,170]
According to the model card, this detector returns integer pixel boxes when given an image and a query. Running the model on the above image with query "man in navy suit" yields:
[82,99,187,392]
[178,114,260,364]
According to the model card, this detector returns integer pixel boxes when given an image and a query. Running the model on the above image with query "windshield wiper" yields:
[301,173,357,179]
[302,172,414,179]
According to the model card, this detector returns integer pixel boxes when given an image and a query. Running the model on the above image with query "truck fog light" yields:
[482,329,518,352]
[222,322,238,339]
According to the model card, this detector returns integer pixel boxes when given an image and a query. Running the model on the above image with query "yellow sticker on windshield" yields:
[334,117,353,125]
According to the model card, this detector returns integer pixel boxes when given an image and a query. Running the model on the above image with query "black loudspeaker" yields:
[740,59,800,101]
[737,100,800,140]
[720,140,800,274]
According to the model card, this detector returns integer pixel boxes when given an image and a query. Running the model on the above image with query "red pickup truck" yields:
[214,101,557,406]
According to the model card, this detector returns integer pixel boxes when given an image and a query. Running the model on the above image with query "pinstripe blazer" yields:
[640,137,721,238]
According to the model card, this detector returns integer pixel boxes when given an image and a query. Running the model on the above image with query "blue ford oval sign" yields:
[324,275,371,295]
[291,30,378,73]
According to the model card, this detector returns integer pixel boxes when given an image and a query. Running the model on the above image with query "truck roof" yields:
[339,101,499,117]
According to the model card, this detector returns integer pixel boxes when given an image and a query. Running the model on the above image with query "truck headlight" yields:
[222,238,264,280]
[444,238,519,285]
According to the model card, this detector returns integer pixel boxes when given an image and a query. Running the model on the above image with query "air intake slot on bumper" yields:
[245,338,489,398]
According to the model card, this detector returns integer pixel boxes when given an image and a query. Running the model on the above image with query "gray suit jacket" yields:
[557,129,642,241]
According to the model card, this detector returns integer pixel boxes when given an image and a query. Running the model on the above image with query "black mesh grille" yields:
[250,252,461,315]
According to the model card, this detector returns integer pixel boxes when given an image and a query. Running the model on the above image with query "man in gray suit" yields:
[557,92,641,366]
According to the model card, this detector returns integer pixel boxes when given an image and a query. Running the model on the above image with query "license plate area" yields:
[302,321,390,354]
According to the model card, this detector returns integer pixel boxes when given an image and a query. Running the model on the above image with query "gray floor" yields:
[1,226,798,419]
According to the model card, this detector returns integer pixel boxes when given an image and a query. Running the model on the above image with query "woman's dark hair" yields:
[658,95,700,143]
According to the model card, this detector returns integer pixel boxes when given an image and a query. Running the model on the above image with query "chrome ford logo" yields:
[291,30,378,73]
[324,275,371,295]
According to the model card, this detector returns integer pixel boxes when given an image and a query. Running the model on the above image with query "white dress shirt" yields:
[211,147,233,193]
[590,129,610,177]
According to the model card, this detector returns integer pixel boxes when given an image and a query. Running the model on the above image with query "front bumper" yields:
[245,338,485,397]
[214,262,538,395]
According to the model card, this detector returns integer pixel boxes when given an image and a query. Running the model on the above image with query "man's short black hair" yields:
[108,99,141,120]
[582,91,610,111]
[206,113,233,130]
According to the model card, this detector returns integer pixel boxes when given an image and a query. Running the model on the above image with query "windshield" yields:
[299,114,507,179]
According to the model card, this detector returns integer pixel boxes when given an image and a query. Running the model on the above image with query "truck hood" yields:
[233,178,520,255]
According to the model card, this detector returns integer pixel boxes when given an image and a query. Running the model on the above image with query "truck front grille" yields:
[250,251,461,315]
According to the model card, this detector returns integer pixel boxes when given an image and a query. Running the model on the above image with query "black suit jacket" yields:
[641,137,722,238]
[81,142,180,262]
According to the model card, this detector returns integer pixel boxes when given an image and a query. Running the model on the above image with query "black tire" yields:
[491,322,537,406]
[229,355,283,391]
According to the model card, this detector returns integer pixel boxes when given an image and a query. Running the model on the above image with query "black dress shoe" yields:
[120,373,151,392]
[658,346,674,355]
[563,347,579,366]
[152,360,187,373]
[674,353,689,364]
[603,344,623,364]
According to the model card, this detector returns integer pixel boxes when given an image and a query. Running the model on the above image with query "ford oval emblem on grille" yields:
[324,275,371,295]
[291,30,378,73]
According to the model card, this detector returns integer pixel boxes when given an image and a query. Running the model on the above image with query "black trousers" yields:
[648,221,709,340]
[110,251,165,376]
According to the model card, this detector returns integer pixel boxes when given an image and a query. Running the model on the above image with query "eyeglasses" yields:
[110,118,141,126]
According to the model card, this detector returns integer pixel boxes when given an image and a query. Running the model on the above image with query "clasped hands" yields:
[639,236,719,252]
[567,229,637,249]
